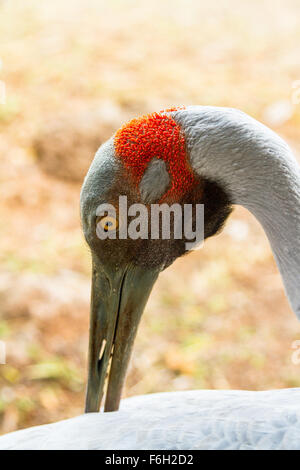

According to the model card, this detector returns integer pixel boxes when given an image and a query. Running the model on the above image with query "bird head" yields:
[81,105,300,413]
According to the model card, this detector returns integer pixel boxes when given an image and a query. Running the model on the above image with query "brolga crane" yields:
[0,105,300,450]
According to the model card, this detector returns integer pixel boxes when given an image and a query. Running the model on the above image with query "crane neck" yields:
[172,106,300,318]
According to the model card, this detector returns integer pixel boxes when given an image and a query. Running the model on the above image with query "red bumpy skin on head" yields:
[114,107,197,202]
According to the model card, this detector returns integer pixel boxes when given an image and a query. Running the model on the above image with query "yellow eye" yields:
[98,216,118,232]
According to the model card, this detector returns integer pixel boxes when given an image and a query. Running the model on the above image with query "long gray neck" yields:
[173,106,300,318]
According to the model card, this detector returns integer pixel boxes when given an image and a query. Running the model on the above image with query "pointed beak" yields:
[85,255,159,413]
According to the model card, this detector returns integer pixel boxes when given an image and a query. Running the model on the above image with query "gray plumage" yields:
[139,158,170,203]
[1,389,300,450]
[172,106,300,318]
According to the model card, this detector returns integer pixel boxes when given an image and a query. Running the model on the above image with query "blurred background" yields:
[0,0,300,435]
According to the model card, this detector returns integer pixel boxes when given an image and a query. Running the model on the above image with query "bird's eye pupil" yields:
[97,215,118,233]
[104,221,112,232]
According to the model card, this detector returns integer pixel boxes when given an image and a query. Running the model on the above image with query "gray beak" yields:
[85,254,159,413]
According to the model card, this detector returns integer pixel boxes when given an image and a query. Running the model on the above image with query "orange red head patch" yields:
[114,107,197,201]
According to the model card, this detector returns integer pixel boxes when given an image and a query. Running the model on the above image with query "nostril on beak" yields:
[99,339,107,361]
[97,339,107,374]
